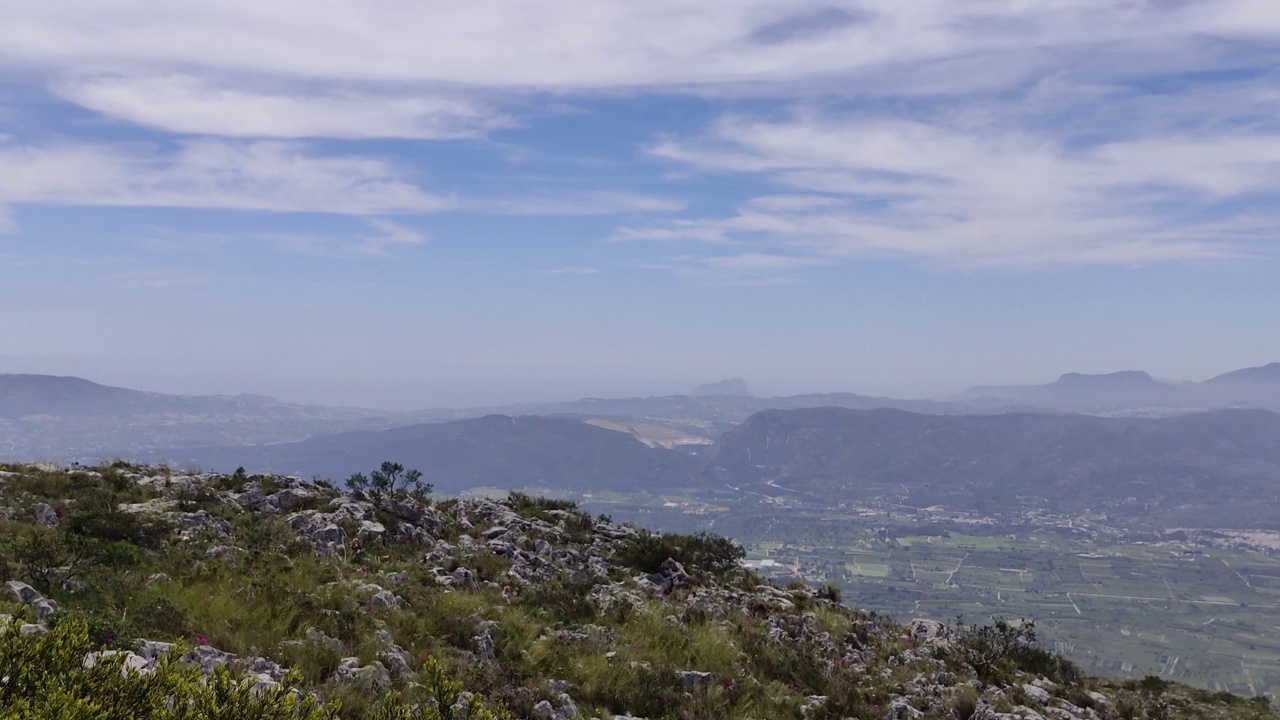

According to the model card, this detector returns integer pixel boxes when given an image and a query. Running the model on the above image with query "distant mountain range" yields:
[0,373,973,460]
[955,364,1280,414]
[5,364,1280,530]
[152,404,1280,530]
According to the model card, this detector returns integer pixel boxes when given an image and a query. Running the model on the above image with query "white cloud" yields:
[259,219,426,257]
[53,74,510,139]
[0,0,1276,141]
[4,1,1275,91]
[609,223,732,244]
[0,138,454,214]
[356,219,427,255]
[111,269,210,288]
[0,205,16,234]
[0,138,682,218]
[638,252,833,285]
[634,97,1280,269]
[473,192,684,216]
[2,0,1278,272]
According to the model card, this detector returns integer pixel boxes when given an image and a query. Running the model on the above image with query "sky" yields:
[1,1,1279,409]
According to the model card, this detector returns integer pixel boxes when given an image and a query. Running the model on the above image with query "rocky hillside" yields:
[0,462,1274,720]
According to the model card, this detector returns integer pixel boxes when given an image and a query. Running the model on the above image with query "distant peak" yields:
[1205,362,1280,384]
[693,379,752,397]
[1053,370,1156,385]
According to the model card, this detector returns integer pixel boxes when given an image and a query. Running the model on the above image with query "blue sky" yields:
[1,1,1278,408]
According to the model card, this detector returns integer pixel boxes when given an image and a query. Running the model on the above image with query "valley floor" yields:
[559,487,1280,700]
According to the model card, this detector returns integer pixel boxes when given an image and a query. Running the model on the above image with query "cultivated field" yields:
[579,492,1280,699]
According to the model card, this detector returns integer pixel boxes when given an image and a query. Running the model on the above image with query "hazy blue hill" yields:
[171,414,702,493]
[0,373,302,419]
[1200,362,1280,408]
[0,374,402,460]
[1205,361,1280,384]
[692,378,752,396]
[443,391,970,433]
[705,406,1280,528]
[0,374,160,418]
[959,370,1200,413]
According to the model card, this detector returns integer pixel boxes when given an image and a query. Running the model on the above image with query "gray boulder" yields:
[5,580,40,604]
[334,657,392,694]
[1023,683,1052,705]
[181,645,237,674]
[676,670,718,691]
[31,502,58,528]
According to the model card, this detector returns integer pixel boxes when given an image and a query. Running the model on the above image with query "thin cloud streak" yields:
[258,219,426,258]
[0,139,683,218]
[0,205,16,234]
[633,87,1280,270]
[0,139,455,214]
[53,74,514,140]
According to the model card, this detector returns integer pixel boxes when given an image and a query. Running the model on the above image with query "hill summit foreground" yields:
[0,463,1274,720]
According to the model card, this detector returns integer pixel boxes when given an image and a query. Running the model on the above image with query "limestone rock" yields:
[31,502,58,528]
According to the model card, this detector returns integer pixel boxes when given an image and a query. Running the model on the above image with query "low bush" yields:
[0,616,339,720]
[506,492,577,518]
[948,617,1081,686]
[66,510,171,548]
[613,530,745,578]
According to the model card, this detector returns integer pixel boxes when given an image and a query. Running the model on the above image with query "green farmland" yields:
[585,494,1280,700]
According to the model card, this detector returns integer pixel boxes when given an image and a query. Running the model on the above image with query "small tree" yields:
[347,462,431,503]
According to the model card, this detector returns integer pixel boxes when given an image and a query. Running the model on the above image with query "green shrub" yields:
[0,526,95,593]
[66,510,171,548]
[347,462,432,503]
[816,583,842,603]
[506,492,577,517]
[613,531,745,578]
[948,618,1081,686]
[0,616,339,719]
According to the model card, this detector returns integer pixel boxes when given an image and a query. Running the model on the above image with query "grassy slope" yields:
[0,462,1275,720]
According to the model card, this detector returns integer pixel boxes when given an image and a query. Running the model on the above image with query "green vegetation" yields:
[346,462,433,504]
[0,616,337,720]
[0,462,1274,720]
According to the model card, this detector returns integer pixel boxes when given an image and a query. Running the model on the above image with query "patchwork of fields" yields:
[576,492,1280,699]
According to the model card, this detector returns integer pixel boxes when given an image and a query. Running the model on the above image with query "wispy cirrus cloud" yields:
[110,269,211,289]
[2,0,1277,141]
[0,138,681,220]
[472,191,684,216]
[632,82,1280,270]
[258,219,426,257]
[0,205,16,234]
[4,1,1277,93]
[2,0,1280,275]
[638,252,833,285]
[0,138,455,214]
[53,74,512,140]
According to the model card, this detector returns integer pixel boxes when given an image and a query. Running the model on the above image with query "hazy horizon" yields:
[1,351,1276,411]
